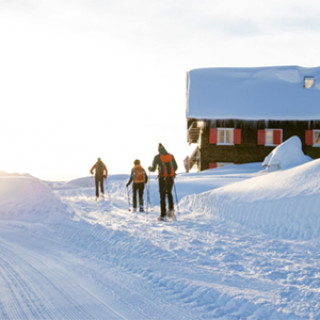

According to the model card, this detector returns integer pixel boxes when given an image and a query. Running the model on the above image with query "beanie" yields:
[158,143,165,152]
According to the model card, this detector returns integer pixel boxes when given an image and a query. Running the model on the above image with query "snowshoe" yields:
[167,209,175,219]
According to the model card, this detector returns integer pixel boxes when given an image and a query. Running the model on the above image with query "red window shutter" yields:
[209,128,217,144]
[273,130,282,145]
[234,129,241,145]
[257,130,265,145]
[305,130,313,146]
[209,162,217,169]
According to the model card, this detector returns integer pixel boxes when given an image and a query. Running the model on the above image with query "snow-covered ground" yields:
[1,157,320,319]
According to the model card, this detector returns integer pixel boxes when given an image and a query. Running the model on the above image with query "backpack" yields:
[133,165,145,183]
[160,154,175,177]
[95,161,105,177]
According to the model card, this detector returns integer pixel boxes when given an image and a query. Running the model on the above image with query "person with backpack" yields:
[126,159,148,212]
[148,143,178,221]
[90,157,108,200]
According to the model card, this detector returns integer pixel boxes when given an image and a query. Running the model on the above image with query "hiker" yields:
[148,143,178,220]
[90,157,108,199]
[126,159,148,212]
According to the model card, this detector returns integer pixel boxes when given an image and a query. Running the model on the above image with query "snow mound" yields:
[183,159,320,239]
[262,136,311,170]
[0,174,71,221]
[66,176,93,188]
[65,174,130,189]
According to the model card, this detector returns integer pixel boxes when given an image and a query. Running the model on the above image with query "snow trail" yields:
[1,164,320,319]
[57,177,320,319]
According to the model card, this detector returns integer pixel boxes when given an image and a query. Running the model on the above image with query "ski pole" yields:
[146,170,152,214]
[91,174,96,199]
[127,186,131,211]
[91,174,94,187]
[173,179,180,214]
[105,178,111,202]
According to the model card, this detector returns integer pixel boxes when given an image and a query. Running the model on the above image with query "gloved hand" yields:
[148,166,152,171]
[126,183,129,188]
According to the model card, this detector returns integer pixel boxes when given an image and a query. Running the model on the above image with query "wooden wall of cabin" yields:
[198,119,320,171]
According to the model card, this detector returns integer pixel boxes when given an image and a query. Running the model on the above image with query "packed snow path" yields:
[1,165,320,319]
[0,220,152,320]
[60,181,320,319]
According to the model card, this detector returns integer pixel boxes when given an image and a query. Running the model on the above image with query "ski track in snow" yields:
[1,174,320,319]
[56,181,320,319]
[0,223,136,320]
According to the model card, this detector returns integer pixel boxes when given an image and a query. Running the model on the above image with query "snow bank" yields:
[175,163,263,199]
[182,159,320,240]
[0,174,71,221]
[262,136,311,170]
[64,174,130,189]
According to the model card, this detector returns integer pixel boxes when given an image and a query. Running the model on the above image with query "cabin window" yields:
[304,76,314,89]
[305,129,320,146]
[314,130,320,145]
[257,129,282,146]
[209,128,241,145]
[265,130,274,145]
[218,128,233,145]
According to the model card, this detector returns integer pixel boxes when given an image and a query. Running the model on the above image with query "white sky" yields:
[1,0,320,181]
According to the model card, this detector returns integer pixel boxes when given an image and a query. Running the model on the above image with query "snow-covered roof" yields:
[186,66,320,120]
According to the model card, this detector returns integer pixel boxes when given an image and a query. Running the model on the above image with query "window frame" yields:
[217,128,234,145]
[313,129,320,147]
[264,129,283,146]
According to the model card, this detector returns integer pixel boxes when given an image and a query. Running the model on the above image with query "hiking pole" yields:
[146,172,151,214]
[105,178,111,202]
[127,186,131,212]
[91,174,95,199]
[173,179,180,214]
[91,174,95,188]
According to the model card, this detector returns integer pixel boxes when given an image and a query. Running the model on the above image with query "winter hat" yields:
[158,143,165,152]
[134,159,140,165]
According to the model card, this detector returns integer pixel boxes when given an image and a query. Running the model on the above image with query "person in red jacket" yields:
[126,159,148,212]
[90,157,108,199]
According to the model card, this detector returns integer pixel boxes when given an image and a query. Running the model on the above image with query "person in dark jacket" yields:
[126,159,148,212]
[148,143,178,220]
[90,157,108,199]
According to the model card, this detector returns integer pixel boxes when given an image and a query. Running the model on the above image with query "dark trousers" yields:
[159,177,174,216]
[95,176,104,197]
[132,183,145,208]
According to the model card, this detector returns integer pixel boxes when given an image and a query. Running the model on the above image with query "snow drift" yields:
[262,136,311,171]
[64,174,129,189]
[183,159,320,240]
[1,162,320,318]
[0,174,70,221]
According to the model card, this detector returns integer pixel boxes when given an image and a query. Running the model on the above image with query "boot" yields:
[167,209,175,218]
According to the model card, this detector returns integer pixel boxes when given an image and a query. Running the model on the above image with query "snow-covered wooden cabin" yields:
[186,66,320,171]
